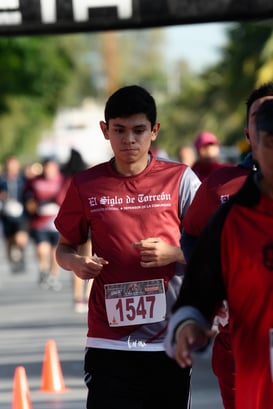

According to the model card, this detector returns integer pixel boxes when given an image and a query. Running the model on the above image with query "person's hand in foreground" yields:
[174,322,216,368]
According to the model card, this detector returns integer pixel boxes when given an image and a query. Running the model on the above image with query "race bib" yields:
[38,202,60,216]
[104,279,166,327]
[2,199,23,218]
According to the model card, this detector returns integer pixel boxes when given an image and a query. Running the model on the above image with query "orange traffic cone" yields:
[11,366,33,409]
[40,339,68,393]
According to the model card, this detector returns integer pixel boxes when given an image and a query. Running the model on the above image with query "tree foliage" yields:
[0,37,73,112]
[0,34,96,162]
[159,21,273,158]
[1,21,273,164]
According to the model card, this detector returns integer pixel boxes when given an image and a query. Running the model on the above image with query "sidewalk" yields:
[0,240,87,409]
[0,240,223,409]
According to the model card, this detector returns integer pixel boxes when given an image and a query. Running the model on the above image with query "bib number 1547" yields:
[105,279,166,327]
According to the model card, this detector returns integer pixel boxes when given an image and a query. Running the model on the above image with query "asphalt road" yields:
[0,240,223,409]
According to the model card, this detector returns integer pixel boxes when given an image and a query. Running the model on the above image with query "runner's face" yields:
[247,96,273,146]
[101,114,159,164]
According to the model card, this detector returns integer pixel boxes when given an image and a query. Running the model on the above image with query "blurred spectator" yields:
[150,141,169,159]
[23,156,64,290]
[0,156,29,273]
[177,145,196,167]
[61,149,93,313]
[23,161,43,180]
[192,131,228,181]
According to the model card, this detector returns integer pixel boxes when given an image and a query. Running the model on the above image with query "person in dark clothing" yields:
[180,82,273,409]
[0,156,29,273]
[60,148,92,313]
[165,98,273,409]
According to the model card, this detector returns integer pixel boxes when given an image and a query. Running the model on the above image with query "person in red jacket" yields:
[181,82,273,409]
[165,97,273,409]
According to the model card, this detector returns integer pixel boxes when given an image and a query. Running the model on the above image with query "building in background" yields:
[38,99,113,167]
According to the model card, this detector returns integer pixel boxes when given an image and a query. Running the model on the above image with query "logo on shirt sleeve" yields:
[220,194,230,204]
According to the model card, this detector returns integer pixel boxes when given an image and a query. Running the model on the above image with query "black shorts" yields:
[1,216,28,238]
[84,347,191,409]
[30,229,59,246]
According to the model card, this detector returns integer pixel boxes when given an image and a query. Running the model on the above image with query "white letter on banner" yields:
[0,0,19,8]
[72,0,133,22]
[40,0,57,23]
[0,0,21,24]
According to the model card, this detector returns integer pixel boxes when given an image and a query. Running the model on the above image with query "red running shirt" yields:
[174,175,273,409]
[183,165,250,237]
[55,155,200,351]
